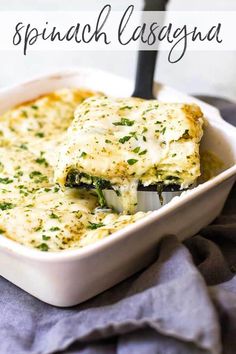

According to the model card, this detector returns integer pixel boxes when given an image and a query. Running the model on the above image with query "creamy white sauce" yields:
[0,89,146,252]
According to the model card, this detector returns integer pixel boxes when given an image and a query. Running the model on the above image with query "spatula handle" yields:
[132,0,169,99]
[132,51,158,99]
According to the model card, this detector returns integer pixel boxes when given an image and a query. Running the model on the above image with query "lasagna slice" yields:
[55,96,204,213]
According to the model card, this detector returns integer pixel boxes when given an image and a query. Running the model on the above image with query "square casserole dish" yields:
[0,68,235,307]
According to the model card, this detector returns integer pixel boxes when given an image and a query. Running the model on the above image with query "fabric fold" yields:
[0,235,221,354]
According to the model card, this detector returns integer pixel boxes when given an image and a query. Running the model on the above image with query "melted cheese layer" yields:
[56,96,204,213]
[0,89,146,252]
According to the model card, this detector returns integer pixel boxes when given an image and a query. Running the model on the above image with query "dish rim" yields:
[0,67,235,262]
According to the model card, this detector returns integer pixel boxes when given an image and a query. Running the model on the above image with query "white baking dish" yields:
[0,68,235,307]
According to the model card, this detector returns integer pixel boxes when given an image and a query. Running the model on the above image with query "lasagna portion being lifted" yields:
[55,96,204,213]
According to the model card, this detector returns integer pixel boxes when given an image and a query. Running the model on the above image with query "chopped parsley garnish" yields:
[127,159,138,165]
[35,132,44,138]
[161,127,166,134]
[172,153,177,157]
[29,171,42,178]
[0,202,15,211]
[35,157,48,167]
[119,106,132,110]
[139,149,147,155]
[31,105,38,110]
[34,225,42,232]
[21,110,28,117]
[49,227,60,232]
[50,212,59,219]
[14,171,23,178]
[38,243,49,251]
[143,106,159,114]
[119,136,131,144]
[130,131,138,140]
[42,235,51,241]
[80,151,87,158]
[29,171,48,183]
[0,229,5,234]
[19,143,28,150]
[155,121,162,124]
[113,118,134,127]
[33,219,42,232]
[87,222,105,230]
[0,177,13,184]
[105,139,112,144]
[132,147,140,153]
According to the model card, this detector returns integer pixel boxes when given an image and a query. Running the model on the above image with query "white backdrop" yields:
[0,0,236,101]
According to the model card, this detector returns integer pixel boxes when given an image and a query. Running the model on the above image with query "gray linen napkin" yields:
[0,234,222,354]
[0,101,235,354]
